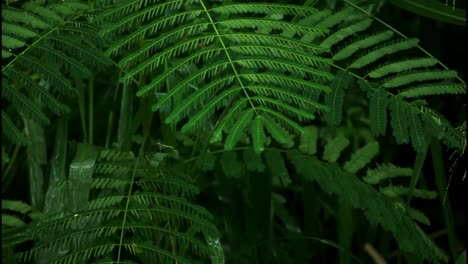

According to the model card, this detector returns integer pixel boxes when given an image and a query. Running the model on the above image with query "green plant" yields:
[2,0,465,263]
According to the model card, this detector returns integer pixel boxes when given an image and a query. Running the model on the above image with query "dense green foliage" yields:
[2,0,466,263]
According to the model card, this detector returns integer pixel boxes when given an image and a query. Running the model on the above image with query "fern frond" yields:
[380,186,438,199]
[368,57,438,78]
[101,0,334,151]
[1,9,50,29]
[22,2,63,22]
[369,88,388,136]
[332,31,394,60]
[382,70,458,88]
[398,83,466,98]
[2,22,39,39]
[408,105,427,152]
[251,116,266,154]
[224,109,254,150]
[289,150,448,262]
[2,1,110,148]
[406,206,431,226]
[343,141,379,174]
[319,18,373,49]
[23,148,222,263]
[318,4,465,152]
[211,3,317,16]
[389,98,410,144]
[364,164,412,184]
[322,135,350,163]
[349,38,419,69]
[2,35,26,49]
[260,115,294,148]
[323,71,352,126]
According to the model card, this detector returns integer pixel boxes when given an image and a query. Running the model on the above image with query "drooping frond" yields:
[99,0,335,152]
[306,3,466,152]
[288,150,448,263]
[2,0,110,146]
[21,148,223,263]
[364,162,439,226]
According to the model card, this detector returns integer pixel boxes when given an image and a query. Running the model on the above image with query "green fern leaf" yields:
[1,9,50,29]
[210,98,249,143]
[368,58,438,78]
[380,186,438,199]
[260,115,294,148]
[212,3,317,16]
[22,2,63,22]
[390,98,410,144]
[407,206,431,226]
[408,106,427,153]
[251,115,266,154]
[315,7,355,28]
[24,148,222,263]
[257,106,304,135]
[369,88,388,136]
[364,164,412,184]
[225,109,254,150]
[2,35,26,49]
[349,38,419,69]
[251,96,317,121]
[320,18,373,49]
[398,83,466,98]
[102,1,333,150]
[332,31,394,61]
[383,70,458,88]
[323,71,352,126]
[2,23,38,39]
[2,200,33,214]
[343,141,379,174]
[2,50,13,59]
[322,135,350,163]
[299,125,318,155]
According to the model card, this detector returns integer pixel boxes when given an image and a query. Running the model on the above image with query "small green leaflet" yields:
[224,109,254,150]
[323,135,349,163]
[299,126,318,155]
[343,141,379,174]
[251,115,266,154]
